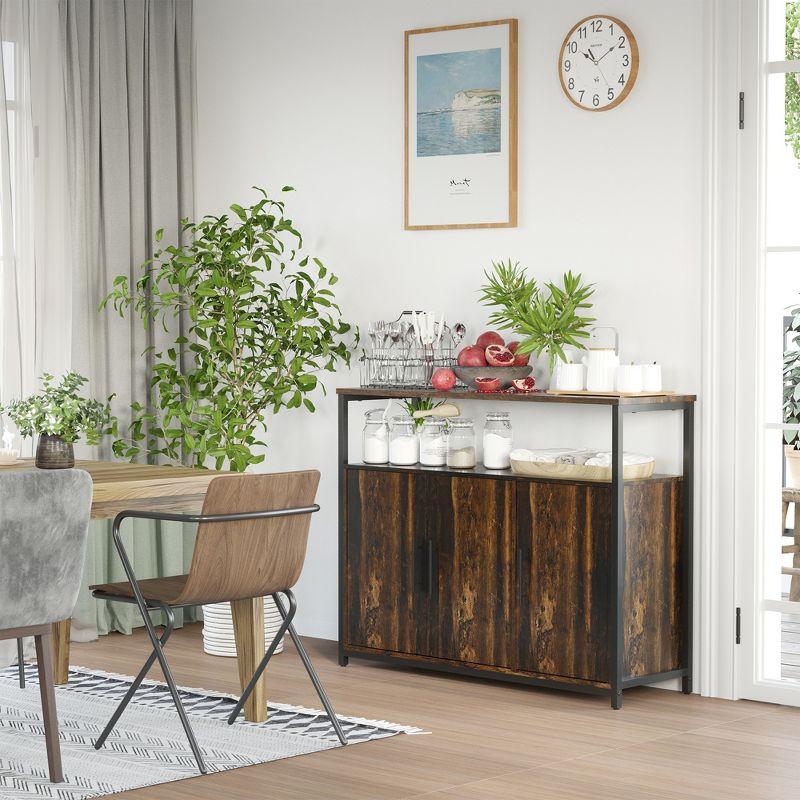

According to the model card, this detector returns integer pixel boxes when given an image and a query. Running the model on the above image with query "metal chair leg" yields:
[94,607,175,750]
[17,638,25,688]
[227,593,297,724]
[108,519,207,774]
[274,590,348,746]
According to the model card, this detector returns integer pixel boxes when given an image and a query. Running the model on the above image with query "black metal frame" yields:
[337,390,695,710]
[92,503,347,775]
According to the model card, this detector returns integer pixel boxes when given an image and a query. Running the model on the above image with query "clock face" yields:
[559,15,639,111]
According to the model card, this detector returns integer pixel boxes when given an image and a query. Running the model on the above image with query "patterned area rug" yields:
[0,665,421,799]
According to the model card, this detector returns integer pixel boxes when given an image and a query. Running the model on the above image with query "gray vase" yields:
[35,434,75,469]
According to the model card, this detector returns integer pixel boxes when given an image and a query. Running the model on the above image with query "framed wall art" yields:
[404,19,518,230]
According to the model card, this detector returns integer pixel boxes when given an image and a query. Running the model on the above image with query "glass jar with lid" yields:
[483,411,513,469]
[419,418,447,466]
[446,417,476,469]
[362,409,389,464]
[389,414,419,465]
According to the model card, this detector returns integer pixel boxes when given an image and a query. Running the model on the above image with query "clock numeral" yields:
[609,22,615,35]
[592,93,600,107]
[607,88,615,101]
[564,59,571,72]
[622,53,629,67]
[618,74,626,86]
[567,40,578,53]
[568,77,575,90]
[578,25,588,39]
[591,19,603,33]
[578,90,585,102]
[618,35,626,49]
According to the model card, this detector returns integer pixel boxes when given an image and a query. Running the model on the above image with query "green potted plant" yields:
[1,371,115,469]
[102,186,355,471]
[478,259,595,372]
[784,304,800,487]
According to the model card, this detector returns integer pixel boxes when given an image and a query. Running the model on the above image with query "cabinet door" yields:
[345,469,428,655]
[516,481,611,681]
[428,474,516,668]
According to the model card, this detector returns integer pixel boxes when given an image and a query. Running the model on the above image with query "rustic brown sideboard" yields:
[337,388,695,709]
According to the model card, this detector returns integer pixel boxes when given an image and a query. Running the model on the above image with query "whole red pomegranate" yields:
[507,341,530,366]
[431,368,456,391]
[457,345,487,367]
[475,331,505,349]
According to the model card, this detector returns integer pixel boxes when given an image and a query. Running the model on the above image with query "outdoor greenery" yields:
[102,187,355,471]
[0,371,115,444]
[784,305,800,448]
[786,4,800,161]
[478,259,595,370]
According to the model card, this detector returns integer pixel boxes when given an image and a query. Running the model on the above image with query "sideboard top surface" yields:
[337,387,696,406]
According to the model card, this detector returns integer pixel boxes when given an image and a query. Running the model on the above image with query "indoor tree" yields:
[102,186,356,471]
[785,3,800,162]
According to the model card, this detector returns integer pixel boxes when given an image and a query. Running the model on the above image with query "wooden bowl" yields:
[509,458,655,482]
[453,365,533,390]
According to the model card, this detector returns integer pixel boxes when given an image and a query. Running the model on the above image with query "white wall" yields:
[194,0,704,640]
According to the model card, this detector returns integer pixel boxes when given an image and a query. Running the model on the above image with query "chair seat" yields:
[91,575,189,605]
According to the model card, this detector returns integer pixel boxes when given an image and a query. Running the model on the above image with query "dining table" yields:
[0,458,272,722]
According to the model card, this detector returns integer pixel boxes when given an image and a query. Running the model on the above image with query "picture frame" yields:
[404,19,518,230]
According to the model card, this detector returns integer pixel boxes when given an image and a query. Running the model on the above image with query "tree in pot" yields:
[102,186,356,655]
[478,259,595,377]
[784,304,800,487]
[0,371,115,468]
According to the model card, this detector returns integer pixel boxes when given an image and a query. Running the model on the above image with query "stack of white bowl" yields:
[201,596,284,657]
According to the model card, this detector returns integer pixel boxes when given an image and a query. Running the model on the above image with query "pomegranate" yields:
[485,344,514,367]
[475,331,505,349]
[512,377,537,393]
[457,345,487,367]
[507,341,530,367]
[431,368,456,391]
[475,376,502,393]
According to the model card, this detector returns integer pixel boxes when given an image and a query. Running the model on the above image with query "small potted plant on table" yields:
[1,371,115,469]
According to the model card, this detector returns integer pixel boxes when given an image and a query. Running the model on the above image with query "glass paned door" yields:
[739,1,800,705]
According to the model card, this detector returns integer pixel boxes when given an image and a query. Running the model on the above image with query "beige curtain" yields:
[61,0,200,638]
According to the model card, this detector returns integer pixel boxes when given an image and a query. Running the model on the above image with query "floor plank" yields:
[65,624,798,800]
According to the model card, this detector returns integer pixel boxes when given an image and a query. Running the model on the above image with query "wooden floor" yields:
[69,623,800,800]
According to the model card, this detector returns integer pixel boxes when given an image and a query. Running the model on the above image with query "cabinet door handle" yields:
[427,539,434,598]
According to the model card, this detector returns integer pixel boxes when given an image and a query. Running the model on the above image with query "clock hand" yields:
[597,46,616,63]
[581,50,595,63]
[588,47,597,61]
[596,62,610,87]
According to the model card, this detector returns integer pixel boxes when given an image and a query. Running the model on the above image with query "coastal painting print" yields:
[416,48,501,157]
[405,20,517,230]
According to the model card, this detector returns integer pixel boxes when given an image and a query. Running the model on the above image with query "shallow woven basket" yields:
[509,458,655,482]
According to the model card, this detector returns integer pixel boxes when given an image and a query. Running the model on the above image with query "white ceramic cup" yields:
[641,363,663,392]
[553,362,585,391]
[616,364,643,393]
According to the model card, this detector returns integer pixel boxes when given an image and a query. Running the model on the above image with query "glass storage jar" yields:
[483,411,513,469]
[362,409,390,464]
[389,414,419,465]
[446,417,476,469]
[419,418,447,466]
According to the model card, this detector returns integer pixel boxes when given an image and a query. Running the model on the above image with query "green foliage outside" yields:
[102,187,356,472]
[786,4,800,161]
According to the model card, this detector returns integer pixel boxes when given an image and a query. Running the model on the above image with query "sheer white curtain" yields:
[0,0,70,423]
[0,0,70,666]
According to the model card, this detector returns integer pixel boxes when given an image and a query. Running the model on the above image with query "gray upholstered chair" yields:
[0,469,93,783]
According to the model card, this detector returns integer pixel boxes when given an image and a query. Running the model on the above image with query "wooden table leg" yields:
[51,619,71,685]
[231,597,266,722]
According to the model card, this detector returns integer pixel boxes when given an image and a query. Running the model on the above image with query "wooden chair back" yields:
[177,470,320,605]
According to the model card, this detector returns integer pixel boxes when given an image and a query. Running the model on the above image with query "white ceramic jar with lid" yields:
[447,417,476,469]
[483,411,512,469]
[389,414,419,465]
[362,408,389,464]
[419,418,447,466]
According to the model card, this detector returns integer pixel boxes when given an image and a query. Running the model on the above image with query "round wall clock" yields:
[558,15,639,111]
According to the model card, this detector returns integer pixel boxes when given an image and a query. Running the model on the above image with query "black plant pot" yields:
[35,434,75,469]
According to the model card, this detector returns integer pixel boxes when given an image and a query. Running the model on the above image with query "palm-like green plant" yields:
[478,260,595,370]
[784,304,800,448]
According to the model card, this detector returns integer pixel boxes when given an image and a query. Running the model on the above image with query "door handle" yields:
[427,539,434,598]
